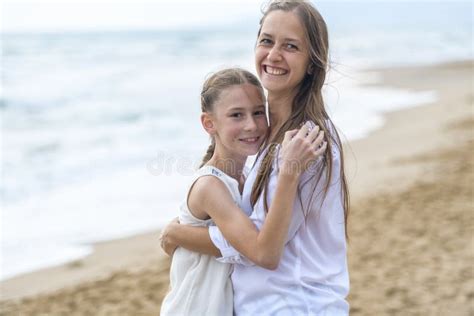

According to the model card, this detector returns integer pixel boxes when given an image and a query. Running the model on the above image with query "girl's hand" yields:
[159,217,180,257]
[280,121,327,176]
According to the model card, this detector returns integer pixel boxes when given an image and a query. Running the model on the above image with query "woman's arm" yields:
[160,219,220,257]
[163,124,326,269]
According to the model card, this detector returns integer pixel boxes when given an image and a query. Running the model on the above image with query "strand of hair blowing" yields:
[250,0,349,239]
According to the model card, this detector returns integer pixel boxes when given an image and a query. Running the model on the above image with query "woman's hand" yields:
[280,121,327,176]
[159,217,180,257]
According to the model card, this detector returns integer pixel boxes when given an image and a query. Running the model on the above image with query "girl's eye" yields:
[254,110,265,116]
[230,113,242,118]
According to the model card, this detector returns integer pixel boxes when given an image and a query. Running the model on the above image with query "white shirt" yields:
[209,142,349,315]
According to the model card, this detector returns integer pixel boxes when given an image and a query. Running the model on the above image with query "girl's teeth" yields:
[242,138,258,142]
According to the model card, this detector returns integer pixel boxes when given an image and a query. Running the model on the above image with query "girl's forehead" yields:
[216,85,264,109]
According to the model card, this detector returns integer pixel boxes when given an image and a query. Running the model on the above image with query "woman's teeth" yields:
[265,65,288,75]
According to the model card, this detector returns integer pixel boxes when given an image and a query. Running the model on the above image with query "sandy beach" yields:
[1,60,472,315]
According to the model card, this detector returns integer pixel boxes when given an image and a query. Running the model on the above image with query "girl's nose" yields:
[245,117,258,131]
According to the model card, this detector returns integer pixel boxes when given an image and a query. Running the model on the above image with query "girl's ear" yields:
[201,113,216,135]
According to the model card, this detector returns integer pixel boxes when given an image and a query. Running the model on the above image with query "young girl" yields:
[161,1,350,314]
[160,68,327,315]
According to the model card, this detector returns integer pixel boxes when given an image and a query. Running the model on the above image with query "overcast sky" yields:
[2,0,265,32]
[2,0,467,33]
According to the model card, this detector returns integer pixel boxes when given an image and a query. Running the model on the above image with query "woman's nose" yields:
[267,46,282,62]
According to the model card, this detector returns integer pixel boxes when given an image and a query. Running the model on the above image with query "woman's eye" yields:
[259,38,272,45]
[286,43,298,50]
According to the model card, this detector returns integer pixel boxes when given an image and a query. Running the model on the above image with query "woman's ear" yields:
[201,113,216,135]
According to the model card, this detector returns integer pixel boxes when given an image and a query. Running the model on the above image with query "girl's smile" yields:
[238,136,262,144]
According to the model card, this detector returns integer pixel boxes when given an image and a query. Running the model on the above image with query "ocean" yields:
[1,1,472,280]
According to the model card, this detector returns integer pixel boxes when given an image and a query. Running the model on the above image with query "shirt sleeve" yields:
[208,225,255,266]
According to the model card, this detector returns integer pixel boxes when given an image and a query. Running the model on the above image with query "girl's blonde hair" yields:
[251,0,350,238]
[199,68,265,167]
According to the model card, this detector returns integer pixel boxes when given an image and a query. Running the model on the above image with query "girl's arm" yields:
[163,124,326,269]
[190,166,300,270]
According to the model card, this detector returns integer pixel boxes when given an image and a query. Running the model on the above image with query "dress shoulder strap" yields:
[193,166,241,203]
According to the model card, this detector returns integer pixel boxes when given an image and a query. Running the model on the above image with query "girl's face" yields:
[206,84,268,159]
[255,10,310,97]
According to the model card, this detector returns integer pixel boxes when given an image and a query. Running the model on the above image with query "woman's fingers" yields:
[280,122,329,174]
[296,123,309,139]
[158,217,180,257]
[314,140,328,156]
[306,124,320,142]
[160,232,178,257]
[284,129,299,141]
[312,130,325,147]
[282,129,299,148]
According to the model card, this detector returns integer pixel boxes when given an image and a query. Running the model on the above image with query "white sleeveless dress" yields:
[160,165,241,316]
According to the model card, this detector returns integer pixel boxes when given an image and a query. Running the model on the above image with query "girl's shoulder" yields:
[188,173,227,201]
[188,166,241,202]
[189,166,228,194]
[184,167,233,221]
[187,171,240,219]
[193,165,238,187]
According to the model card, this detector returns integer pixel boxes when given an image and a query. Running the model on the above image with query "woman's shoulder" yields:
[323,119,343,159]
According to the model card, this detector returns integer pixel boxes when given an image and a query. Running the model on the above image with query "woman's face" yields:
[208,84,268,159]
[255,10,310,97]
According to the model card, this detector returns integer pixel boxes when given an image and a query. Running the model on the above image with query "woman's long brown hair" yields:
[250,0,350,239]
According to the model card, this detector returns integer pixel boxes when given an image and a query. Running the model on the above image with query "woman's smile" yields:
[263,65,289,76]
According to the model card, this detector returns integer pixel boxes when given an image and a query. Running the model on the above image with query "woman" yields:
[161,1,350,314]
